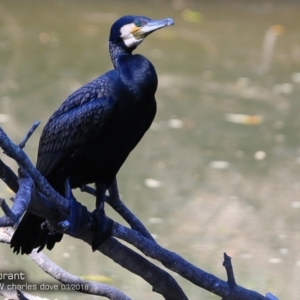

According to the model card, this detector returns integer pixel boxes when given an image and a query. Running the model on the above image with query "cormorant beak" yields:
[140,18,174,37]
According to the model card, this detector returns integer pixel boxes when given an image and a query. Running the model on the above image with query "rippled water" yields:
[1,1,300,299]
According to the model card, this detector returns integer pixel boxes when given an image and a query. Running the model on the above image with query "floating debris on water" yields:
[254,151,266,160]
[168,118,184,129]
[0,114,10,123]
[268,258,282,264]
[62,252,70,258]
[144,178,161,188]
[209,161,230,170]
[224,113,264,125]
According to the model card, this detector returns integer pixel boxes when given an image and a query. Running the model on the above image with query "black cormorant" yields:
[10,15,174,254]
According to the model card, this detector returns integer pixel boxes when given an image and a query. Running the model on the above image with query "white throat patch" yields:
[120,24,144,48]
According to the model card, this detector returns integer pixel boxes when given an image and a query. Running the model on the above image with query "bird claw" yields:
[62,177,91,235]
[68,195,91,236]
[91,209,113,251]
[58,220,70,231]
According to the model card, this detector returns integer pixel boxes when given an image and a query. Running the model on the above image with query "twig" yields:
[18,121,40,149]
[108,179,155,241]
[113,222,269,300]
[223,252,237,288]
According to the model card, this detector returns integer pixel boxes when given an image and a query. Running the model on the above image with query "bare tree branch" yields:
[18,121,40,149]
[223,252,236,288]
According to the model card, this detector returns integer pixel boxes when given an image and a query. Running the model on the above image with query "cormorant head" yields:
[109,15,174,52]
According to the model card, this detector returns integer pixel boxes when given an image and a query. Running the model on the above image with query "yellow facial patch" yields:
[131,25,140,34]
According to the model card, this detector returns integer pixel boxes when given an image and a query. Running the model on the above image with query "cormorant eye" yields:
[134,20,141,27]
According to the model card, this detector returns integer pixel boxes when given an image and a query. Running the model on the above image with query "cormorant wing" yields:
[36,79,116,177]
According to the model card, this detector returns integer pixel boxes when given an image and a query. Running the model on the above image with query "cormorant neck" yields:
[108,41,158,99]
[109,41,135,70]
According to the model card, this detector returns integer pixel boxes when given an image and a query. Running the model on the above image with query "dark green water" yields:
[1,1,300,299]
